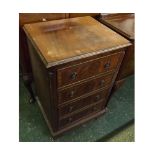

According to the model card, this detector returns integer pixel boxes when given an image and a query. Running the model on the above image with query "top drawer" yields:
[57,51,124,87]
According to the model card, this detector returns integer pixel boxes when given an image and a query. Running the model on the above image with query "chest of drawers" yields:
[23,16,131,137]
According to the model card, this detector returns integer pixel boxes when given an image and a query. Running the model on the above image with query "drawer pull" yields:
[68,117,73,122]
[68,106,73,112]
[95,95,100,101]
[100,80,105,87]
[70,90,75,97]
[92,106,98,111]
[104,62,111,69]
[70,72,77,80]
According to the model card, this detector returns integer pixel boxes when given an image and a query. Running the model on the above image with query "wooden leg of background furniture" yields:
[22,74,36,104]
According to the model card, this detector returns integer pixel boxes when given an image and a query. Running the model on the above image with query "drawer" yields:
[58,72,113,103]
[58,89,108,117]
[57,52,124,87]
[59,102,103,128]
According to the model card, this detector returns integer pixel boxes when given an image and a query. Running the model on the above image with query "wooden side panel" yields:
[27,39,58,131]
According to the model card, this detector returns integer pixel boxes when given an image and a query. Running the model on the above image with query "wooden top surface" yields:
[100,14,135,40]
[24,16,131,67]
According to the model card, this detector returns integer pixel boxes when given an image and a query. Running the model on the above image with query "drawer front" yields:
[59,89,108,117]
[57,52,124,87]
[59,102,103,128]
[58,72,113,103]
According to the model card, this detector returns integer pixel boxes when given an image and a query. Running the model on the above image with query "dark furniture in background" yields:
[23,16,131,136]
[98,13,134,90]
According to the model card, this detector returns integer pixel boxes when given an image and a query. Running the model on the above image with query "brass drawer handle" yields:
[70,72,77,80]
[70,90,75,97]
[104,62,111,69]
[68,106,73,112]
[68,117,73,122]
[100,80,105,87]
[95,95,100,101]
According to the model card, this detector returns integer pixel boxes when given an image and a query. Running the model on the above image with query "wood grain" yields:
[58,72,113,103]
[57,52,123,87]
[58,88,109,117]
[59,101,103,128]
[24,16,130,67]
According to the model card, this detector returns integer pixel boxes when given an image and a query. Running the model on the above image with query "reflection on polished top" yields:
[24,16,130,67]
[101,14,135,40]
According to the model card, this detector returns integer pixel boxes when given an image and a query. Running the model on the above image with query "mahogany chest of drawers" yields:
[23,16,131,137]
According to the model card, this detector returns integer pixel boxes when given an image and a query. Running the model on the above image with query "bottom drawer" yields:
[59,101,104,129]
